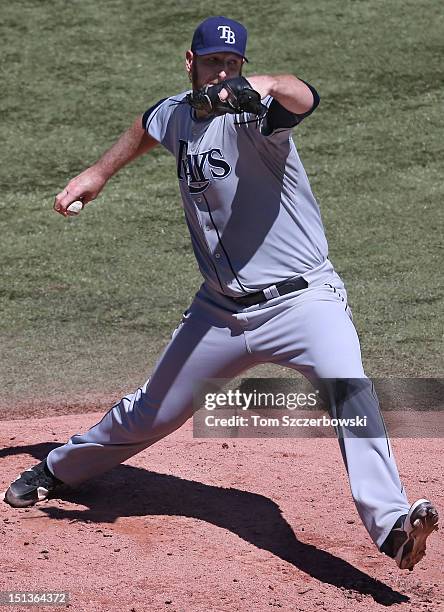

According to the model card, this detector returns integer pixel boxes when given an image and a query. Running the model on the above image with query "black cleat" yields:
[3,460,63,508]
[381,499,439,571]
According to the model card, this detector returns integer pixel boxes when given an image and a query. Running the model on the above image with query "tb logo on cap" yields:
[218,25,236,44]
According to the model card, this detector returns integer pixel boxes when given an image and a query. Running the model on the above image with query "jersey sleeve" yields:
[142,98,169,143]
[260,80,320,137]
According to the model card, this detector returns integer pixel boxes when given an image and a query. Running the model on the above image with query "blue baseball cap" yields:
[191,16,248,61]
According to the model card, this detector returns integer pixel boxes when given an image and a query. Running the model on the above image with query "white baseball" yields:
[67,200,83,214]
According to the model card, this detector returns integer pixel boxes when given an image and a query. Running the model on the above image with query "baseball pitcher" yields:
[4,16,438,572]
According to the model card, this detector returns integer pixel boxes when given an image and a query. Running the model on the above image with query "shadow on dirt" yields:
[2,442,408,606]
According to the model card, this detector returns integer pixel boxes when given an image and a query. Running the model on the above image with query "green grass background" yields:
[1,0,443,410]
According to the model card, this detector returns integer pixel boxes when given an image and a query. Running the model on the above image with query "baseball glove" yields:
[186,77,268,117]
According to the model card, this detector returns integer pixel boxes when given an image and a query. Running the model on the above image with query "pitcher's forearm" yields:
[93,115,159,180]
[53,116,158,215]
[247,74,314,115]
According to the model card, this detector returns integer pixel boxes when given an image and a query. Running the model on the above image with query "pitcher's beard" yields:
[190,63,243,91]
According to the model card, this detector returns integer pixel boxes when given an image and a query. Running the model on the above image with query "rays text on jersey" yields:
[177,139,231,194]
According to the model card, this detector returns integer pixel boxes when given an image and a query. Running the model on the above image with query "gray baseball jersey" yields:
[142,91,328,296]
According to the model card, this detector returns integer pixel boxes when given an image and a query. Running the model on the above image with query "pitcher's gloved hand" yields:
[186,77,268,117]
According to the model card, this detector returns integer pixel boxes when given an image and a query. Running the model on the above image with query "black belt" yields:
[232,277,308,307]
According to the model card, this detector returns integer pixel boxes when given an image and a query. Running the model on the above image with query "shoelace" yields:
[23,466,54,488]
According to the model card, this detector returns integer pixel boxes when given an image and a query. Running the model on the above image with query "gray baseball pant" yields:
[47,275,410,548]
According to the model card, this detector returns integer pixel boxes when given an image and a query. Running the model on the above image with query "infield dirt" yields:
[1,411,442,612]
